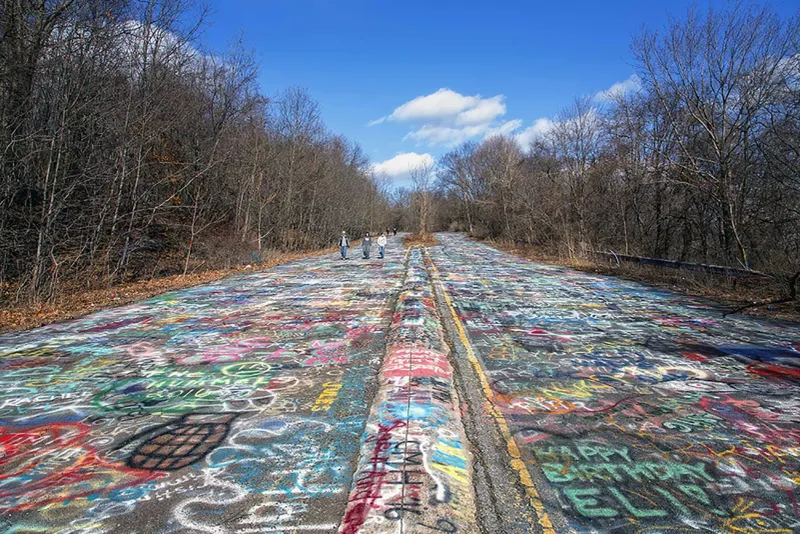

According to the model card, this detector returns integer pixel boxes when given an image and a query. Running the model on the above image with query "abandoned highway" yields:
[2,234,799,533]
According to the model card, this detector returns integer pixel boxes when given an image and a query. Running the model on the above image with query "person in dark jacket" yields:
[362,232,372,259]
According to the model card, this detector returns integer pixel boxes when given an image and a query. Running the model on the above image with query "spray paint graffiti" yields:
[7,231,798,532]
[428,233,800,534]
[119,412,239,471]
[341,248,478,533]
[0,242,407,532]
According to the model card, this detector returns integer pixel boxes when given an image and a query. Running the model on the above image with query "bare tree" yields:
[438,142,479,233]
[433,1,799,288]
[633,1,799,268]
[410,162,434,234]
[0,0,391,307]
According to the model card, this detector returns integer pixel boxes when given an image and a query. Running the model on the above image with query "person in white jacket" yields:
[338,231,350,260]
[377,233,387,259]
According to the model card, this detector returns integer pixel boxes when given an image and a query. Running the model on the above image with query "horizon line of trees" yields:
[427,1,799,285]
[1,0,390,305]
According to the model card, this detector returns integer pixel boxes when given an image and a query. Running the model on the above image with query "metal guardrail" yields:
[592,251,770,278]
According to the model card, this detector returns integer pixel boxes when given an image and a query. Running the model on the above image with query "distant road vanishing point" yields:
[1,233,799,533]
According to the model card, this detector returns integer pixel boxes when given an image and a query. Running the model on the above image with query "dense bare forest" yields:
[428,3,799,291]
[0,0,389,306]
[3,0,799,313]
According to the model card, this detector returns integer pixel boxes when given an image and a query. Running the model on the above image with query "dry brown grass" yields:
[403,232,440,247]
[488,239,800,323]
[0,247,335,334]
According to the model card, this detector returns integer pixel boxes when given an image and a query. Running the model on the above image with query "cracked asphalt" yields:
[2,233,800,533]
[428,233,800,534]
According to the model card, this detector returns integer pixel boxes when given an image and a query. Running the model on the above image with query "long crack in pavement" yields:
[427,233,800,534]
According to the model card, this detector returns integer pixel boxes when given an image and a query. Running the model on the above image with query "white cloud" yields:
[403,116,551,149]
[387,88,485,123]
[485,119,523,140]
[372,87,596,150]
[369,88,509,146]
[515,118,555,147]
[404,125,489,147]
[372,152,434,178]
[776,53,800,90]
[454,95,506,126]
[595,74,642,102]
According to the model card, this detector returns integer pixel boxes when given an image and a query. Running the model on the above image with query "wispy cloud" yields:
[453,95,506,126]
[369,88,509,146]
[404,125,487,147]
[371,152,434,178]
[372,86,606,150]
[485,119,523,140]
[388,88,504,124]
[515,118,555,147]
[595,74,642,102]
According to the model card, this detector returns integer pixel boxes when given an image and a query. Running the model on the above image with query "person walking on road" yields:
[362,232,372,259]
[392,227,397,236]
[339,231,350,260]
[377,233,387,259]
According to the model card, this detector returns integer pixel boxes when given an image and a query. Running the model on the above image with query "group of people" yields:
[338,228,397,260]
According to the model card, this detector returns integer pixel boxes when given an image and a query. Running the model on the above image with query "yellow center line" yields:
[425,248,556,534]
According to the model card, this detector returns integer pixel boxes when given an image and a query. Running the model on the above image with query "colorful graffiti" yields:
[6,231,798,532]
[341,247,477,533]
[428,233,800,533]
[0,242,407,532]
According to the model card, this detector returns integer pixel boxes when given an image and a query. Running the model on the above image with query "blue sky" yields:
[199,0,798,183]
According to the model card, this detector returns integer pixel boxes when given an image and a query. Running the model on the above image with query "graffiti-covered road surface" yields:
[428,233,800,534]
[0,237,483,534]
[2,233,800,534]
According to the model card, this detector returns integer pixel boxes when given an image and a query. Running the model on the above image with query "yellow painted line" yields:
[425,248,556,534]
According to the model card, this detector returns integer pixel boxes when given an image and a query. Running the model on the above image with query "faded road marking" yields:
[426,248,556,534]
